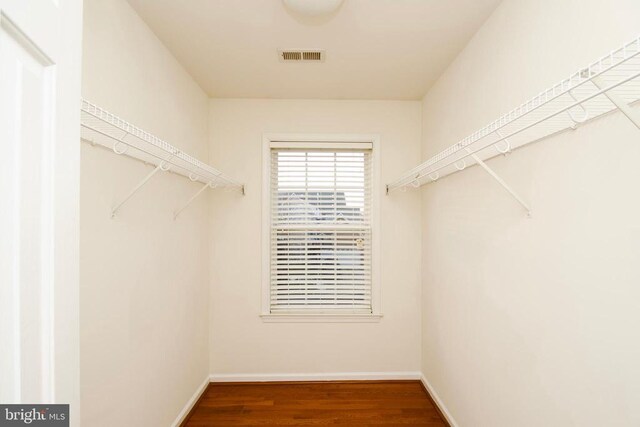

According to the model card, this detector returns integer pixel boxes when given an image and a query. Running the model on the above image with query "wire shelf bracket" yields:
[387,36,640,215]
[111,155,173,218]
[173,181,212,220]
[466,149,531,216]
[592,76,640,129]
[80,99,244,218]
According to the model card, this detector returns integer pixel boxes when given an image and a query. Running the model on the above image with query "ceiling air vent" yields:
[278,49,325,62]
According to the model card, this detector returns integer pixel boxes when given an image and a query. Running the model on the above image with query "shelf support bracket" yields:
[111,155,174,218]
[466,149,532,217]
[592,76,640,130]
[173,182,212,220]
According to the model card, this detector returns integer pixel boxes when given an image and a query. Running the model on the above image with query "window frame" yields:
[261,134,382,323]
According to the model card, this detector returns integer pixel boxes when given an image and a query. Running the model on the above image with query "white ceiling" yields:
[125,0,501,100]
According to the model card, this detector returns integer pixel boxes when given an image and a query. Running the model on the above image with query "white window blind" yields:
[270,145,372,313]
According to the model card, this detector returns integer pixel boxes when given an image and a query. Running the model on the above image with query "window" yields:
[264,138,377,317]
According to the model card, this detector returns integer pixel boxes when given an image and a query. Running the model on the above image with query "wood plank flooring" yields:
[183,380,447,426]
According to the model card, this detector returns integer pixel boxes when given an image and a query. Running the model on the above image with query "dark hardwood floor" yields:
[182,380,448,426]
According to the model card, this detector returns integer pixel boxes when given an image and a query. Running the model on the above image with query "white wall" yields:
[420,0,640,426]
[208,99,422,376]
[80,0,210,425]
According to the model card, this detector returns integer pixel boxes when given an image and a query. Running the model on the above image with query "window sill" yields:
[260,313,383,323]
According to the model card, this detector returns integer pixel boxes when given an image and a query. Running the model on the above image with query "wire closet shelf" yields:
[387,36,640,197]
[80,99,244,218]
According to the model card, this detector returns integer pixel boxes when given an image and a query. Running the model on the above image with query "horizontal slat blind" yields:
[270,147,372,313]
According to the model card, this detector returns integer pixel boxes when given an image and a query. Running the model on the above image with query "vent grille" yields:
[282,51,302,61]
[279,49,325,62]
[303,51,322,61]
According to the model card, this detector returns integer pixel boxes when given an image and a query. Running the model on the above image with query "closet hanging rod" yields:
[80,99,244,218]
[80,99,243,191]
[387,35,640,196]
[81,121,225,186]
[407,70,639,187]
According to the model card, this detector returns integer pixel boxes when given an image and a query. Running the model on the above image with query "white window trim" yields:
[261,133,382,323]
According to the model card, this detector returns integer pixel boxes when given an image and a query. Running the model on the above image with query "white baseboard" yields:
[420,373,459,427]
[210,371,422,382]
[171,375,211,427]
